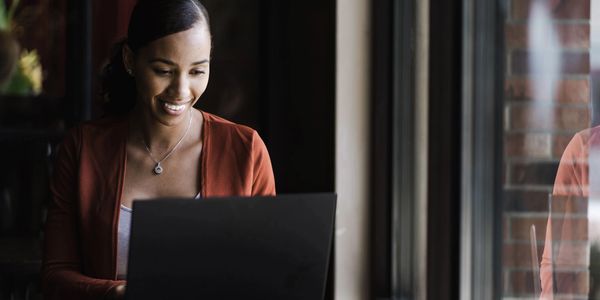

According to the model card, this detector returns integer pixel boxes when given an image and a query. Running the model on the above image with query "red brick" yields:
[555,106,591,130]
[503,242,545,268]
[508,106,590,131]
[505,269,539,295]
[505,79,589,104]
[505,132,551,158]
[553,270,590,295]
[510,216,549,241]
[512,0,590,20]
[511,50,589,75]
[537,240,588,266]
[553,134,577,158]
[508,162,558,186]
[549,195,588,215]
[504,189,551,213]
[505,24,589,49]
[506,269,589,295]
[511,215,588,241]
[556,79,589,104]
[503,242,592,277]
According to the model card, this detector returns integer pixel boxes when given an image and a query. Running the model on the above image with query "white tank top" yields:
[116,205,132,280]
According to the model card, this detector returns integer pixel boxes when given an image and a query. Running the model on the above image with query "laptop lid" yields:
[124,193,336,300]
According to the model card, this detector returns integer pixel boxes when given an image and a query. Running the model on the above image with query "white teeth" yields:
[163,102,185,111]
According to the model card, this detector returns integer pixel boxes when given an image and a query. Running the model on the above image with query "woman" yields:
[42,1,276,299]
[540,127,596,299]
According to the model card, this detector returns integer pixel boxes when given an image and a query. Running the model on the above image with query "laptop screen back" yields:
[125,193,336,300]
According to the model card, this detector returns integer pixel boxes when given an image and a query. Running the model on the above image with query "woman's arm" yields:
[540,131,588,299]
[42,128,125,300]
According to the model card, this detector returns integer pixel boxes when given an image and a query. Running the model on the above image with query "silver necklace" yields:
[142,110,193,175]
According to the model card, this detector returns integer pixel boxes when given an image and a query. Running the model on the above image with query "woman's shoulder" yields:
[79,115,128,132]
[202,111,258,143]
[554,125,600,175]
[564,125,600,155]
[62,116,128,146]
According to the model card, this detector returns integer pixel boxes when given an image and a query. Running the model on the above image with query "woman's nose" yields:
[168,74,192,99]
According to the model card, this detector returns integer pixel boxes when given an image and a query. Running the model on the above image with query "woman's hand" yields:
[107,284,126,300]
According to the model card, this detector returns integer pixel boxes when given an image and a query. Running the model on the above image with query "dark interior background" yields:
[0,0,335,299]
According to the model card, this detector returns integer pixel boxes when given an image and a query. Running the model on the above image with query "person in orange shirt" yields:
[42,1,275,299]
[541,127,600,299]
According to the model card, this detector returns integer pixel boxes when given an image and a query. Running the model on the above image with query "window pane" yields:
[502,0,596,299]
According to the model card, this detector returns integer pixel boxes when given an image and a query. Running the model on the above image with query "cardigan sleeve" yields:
[250,131,276,196]
[540,132,588,299]
[42,127,125,300]
[552,132,587,196]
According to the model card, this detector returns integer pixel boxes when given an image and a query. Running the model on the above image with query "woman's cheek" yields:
[198,76,209,94]
[144,77,170,95]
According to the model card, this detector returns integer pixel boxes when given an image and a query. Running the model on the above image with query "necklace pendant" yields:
[153,163,163,175]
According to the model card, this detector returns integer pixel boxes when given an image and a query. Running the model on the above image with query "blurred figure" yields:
[541,127,599,299]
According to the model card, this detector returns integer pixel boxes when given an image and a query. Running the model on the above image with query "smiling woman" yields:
[41,1,276,299]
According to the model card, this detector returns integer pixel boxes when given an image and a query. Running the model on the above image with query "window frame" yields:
[459,0,505,299]
[371,0,505,298]
[370,0,426,298]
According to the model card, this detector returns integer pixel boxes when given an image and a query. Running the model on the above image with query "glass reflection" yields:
[503,0,593,299]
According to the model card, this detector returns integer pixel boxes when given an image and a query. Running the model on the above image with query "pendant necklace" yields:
[142,110,192,175]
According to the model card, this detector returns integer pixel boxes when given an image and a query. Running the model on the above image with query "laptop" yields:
[124,193,336,300]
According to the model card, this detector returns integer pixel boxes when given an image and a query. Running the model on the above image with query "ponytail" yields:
[100,39,137,116]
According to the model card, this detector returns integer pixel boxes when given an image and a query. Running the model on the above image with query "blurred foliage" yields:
[0,0,19,31]
[1,49,42,95]
[0,0,42,96]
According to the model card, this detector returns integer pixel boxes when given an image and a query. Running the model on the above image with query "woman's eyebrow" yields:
[148,58,175,65]
[148,58,209,66]
[191,59,210,65]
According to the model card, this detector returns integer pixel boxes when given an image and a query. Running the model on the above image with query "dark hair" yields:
[100,0,211,115]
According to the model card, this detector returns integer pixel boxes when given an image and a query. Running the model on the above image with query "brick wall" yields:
[503,0,590,298]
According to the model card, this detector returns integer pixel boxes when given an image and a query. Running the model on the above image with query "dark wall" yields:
[199,0,336,194]
[259,1,336,193]
[196,1,262,128]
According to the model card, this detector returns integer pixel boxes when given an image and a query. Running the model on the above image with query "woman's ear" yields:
[122,44,134,76]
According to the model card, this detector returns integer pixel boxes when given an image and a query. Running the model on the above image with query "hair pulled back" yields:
[100,0,210,115]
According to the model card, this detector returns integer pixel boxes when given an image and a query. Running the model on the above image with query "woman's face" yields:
[125,23,211,126]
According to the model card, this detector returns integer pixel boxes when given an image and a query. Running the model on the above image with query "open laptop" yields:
[124,193,336,300]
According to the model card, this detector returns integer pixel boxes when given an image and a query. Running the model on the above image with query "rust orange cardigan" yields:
[42,111,276,300]
[541,126,597,299]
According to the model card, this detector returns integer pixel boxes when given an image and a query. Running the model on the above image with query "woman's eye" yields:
[153,69,172,76]
[190,69,205,76]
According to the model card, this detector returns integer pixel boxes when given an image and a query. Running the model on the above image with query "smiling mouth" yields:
[163,101,185,111]
[158,98,192,112]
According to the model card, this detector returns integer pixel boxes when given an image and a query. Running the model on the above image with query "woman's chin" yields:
[150,107,191,127]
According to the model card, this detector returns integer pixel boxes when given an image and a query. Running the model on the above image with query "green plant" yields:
[0,0,42,96]
[2,49,42,95]
[0,0,20,31]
